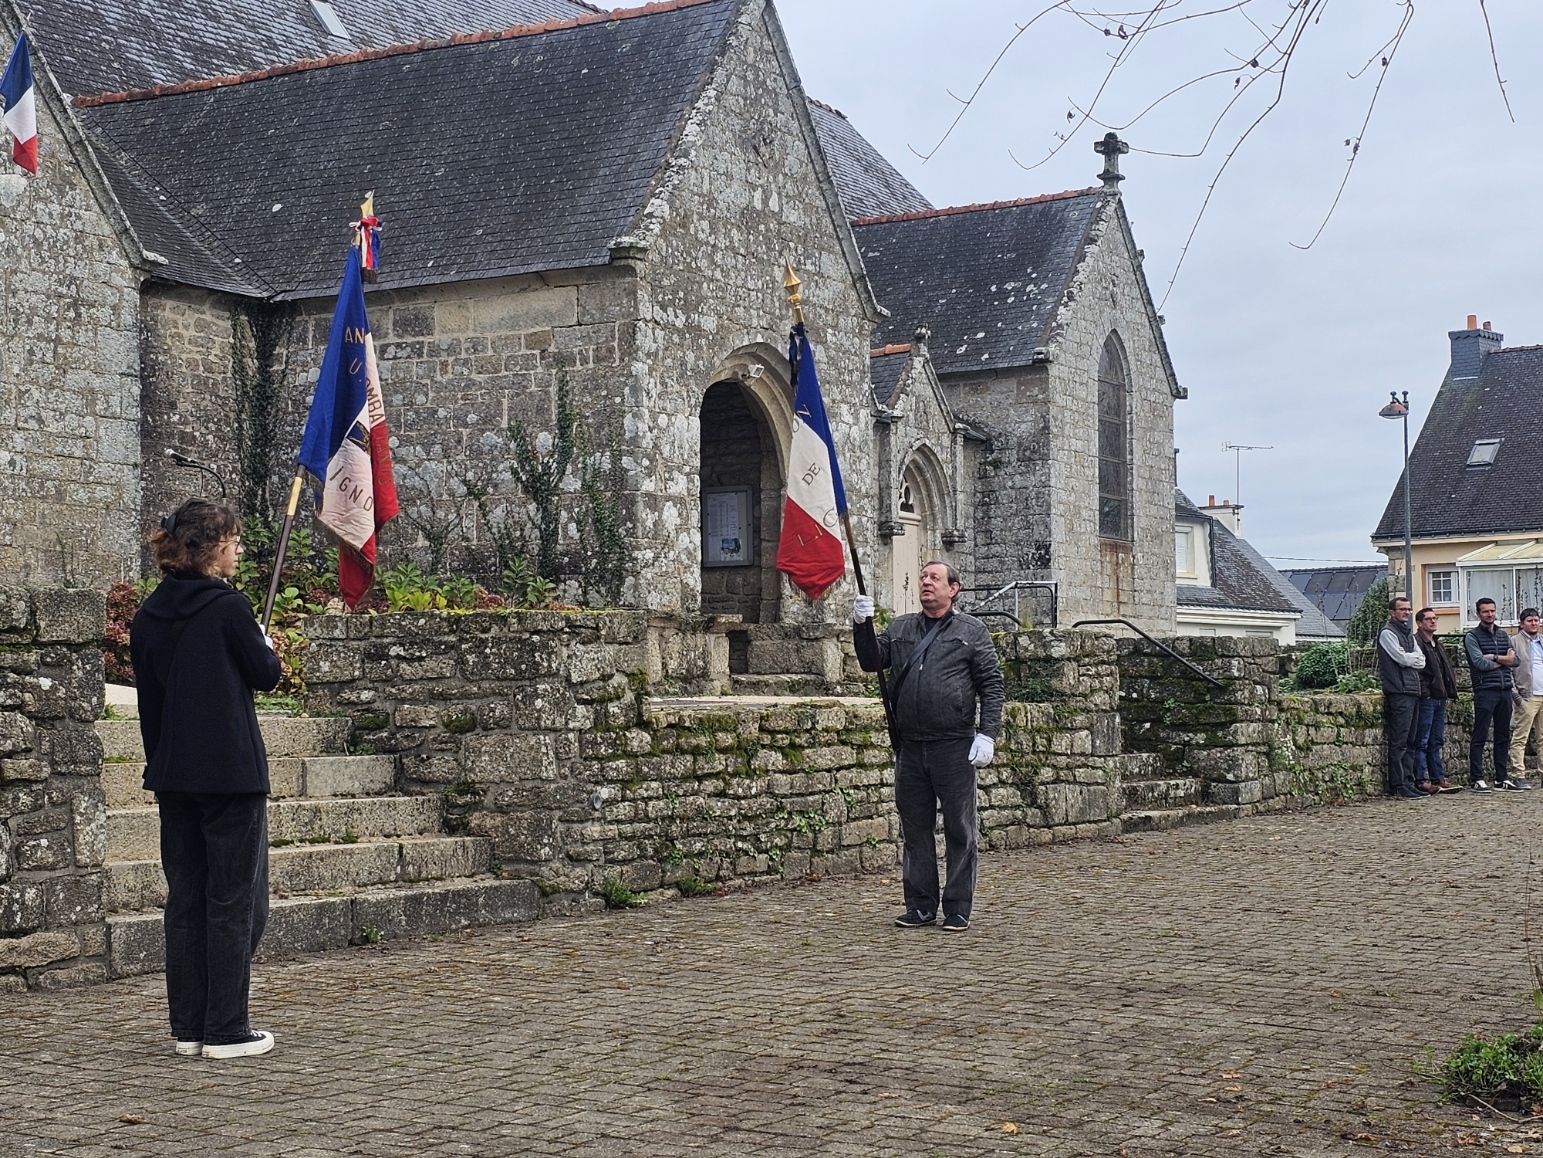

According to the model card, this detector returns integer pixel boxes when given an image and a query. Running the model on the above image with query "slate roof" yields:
[1175,491,1312,623]
[1373,345,1543,542]
[76,0,740,299]
[869,349,909,408]
[1282,565,1385,629]
[21,0,598,97]
[852,190,1104,377]
[805,99,931,221]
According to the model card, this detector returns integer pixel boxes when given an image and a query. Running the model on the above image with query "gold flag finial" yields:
[783,260,804,325]
[360,190,375,219]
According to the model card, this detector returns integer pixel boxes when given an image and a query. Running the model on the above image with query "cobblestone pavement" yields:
[8,794,1543,1157]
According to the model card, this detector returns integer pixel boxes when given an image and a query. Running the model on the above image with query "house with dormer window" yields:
[1373,317,1543,630]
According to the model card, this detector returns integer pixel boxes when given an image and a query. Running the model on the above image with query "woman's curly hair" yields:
[148,498,240,577]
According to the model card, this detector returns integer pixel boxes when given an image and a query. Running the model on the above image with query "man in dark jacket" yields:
[1413,607,1460,793]
[1464,596,1527,791]
[853,561,1004,932]
[1376,594,1427,799]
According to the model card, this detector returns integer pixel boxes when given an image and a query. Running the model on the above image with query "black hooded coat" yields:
[130,576,283,795]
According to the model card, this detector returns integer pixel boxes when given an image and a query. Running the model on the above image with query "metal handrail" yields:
[959,580,1058,628]
[1069,617,1225,688]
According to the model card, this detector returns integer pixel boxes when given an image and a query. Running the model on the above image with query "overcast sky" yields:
[759,0,1542,567]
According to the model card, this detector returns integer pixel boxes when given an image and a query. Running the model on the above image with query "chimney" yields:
[1449,314,1503,379]
[1199,497,1243,537]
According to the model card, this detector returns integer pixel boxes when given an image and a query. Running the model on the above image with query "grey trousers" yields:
[895,737,977,918]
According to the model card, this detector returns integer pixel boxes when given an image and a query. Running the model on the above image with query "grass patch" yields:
[254,693,304,715]
[601,876,647,909]
[676,876,713,897]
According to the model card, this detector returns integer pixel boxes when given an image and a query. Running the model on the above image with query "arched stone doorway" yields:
[699,380,784,623]
[889,453,947,615]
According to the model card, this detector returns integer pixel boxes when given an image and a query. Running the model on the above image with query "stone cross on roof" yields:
[1095,132,1129,190]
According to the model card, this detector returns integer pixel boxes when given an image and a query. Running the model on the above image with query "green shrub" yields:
[1289,642,1347,691]
[676,876,713,897]
[1442,1031,1531,1101]
[600,876,647,909]
[1345,577,1391,646]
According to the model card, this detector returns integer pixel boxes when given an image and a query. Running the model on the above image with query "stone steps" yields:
[1121,804,1241,834]
[102,754,394,808]
[104,836,491,912]
[1121,777,1202,810]
[106,795,445,861]
[106,878,539,978]
[93,697,535,980]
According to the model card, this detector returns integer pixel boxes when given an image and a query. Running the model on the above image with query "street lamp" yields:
[1379,390,1412,601]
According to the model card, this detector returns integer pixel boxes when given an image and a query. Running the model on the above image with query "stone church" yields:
[0,0,1184,632]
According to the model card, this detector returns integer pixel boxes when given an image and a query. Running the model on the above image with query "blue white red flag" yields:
[299,248,399,606]
[775,322,848,601]
[1,33,37,175]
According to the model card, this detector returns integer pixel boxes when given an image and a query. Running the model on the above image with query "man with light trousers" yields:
[853,561,1004,932]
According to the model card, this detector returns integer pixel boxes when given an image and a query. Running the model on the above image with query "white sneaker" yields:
[174,1040,203,1057]
[201,1030,274,1059]
[1472,779,1493,792]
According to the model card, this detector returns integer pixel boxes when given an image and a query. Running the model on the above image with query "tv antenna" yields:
[1221,442,1272,508]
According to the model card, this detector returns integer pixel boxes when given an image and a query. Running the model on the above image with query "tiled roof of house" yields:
[21,0,598,97]
[805,98,931,221]
[1373,345,1543,542]
[1282,565,1385,629]
[1175,491,1315,623]
[852,190,1103,377]
[76,0,739,299]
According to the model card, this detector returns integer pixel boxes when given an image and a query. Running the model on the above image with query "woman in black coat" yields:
[130,498,283,1060]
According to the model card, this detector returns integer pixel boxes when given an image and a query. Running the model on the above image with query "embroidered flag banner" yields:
[1,32,37,174]
[298,248,398,605]
[775,321,848,601]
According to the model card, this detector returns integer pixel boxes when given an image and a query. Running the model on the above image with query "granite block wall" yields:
[0,586,108,992]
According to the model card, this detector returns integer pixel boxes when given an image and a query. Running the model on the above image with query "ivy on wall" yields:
[230,302,294,521]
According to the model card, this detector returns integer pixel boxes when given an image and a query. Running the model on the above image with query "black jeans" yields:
[1471,688,1515,784]
[1383,693,1420,792]
[157,791,269,1045]
[894,737,977,918]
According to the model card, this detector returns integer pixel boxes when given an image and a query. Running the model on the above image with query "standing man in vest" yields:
[1507,608,1543,788]
[1464,596,1527,791]
[1377,594,1427,799]
[852,561,1004,932]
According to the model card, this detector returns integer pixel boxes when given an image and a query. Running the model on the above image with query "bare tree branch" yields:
[1477,0,1515,123]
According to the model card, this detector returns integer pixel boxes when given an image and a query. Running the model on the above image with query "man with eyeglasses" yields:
[1413,607,1460,793]
[1376,594,1427,799]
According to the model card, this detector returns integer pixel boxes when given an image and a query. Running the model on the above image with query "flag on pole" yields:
[299,248,398,606]
[775,322,848,601]
[1,32,37,175]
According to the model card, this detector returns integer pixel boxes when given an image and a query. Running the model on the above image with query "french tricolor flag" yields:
[775,322,848,601]
[299,248,399,606]
[1,32,37,175]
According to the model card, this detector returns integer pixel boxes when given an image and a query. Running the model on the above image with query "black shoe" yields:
[1471,779,1493,792]
[1393,786,1428,799]
[894,909,936,928]
[940,914,971,932]
[202,1030,274,1059]
[1500,777,1533,791]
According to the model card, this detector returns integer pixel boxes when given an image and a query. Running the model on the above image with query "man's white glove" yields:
[851,595,875,625]
[968,734,995,768]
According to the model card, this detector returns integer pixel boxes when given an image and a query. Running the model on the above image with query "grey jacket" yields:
[855,608,1004,742]
[1513,629,1543,698]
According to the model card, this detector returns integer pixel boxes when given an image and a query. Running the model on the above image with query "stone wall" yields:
[0,41,143,585]
[303,615,1140,904]
[0,587,108,991]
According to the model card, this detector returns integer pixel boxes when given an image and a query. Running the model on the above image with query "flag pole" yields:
[783,261,898,743]
[260,470,305,634]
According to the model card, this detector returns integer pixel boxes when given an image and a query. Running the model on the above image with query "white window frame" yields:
[1428,569,1456,606]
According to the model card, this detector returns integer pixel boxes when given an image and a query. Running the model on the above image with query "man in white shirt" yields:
[1509,607,1543,787]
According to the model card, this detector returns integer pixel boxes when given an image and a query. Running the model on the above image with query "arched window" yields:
[1097,335,1131,541]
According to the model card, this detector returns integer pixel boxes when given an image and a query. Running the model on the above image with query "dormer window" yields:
[310,0,351,39]
[1467,438,1501,467]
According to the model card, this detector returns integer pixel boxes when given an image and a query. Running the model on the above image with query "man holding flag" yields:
[296,241,398,606]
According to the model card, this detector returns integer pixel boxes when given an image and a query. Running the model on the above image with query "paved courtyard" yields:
[7,793,1543,1157]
